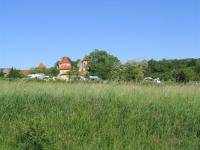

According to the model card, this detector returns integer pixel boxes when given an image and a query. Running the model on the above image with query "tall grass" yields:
[0,80,200,149]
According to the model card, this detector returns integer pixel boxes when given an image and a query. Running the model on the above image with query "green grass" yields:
[0,80,200,149]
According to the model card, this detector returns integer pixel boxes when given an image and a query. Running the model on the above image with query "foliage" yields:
[69,59,80,75]
[45,67,59,77]
[176,71,188,83]
[8,68,23,78]
[54,61,60,68]
[146,58,200,81]
[87,49,120,79]
[0,70,5,77]
[110,62,144,81]
[30,62,59,77]
[195,60,200,74]
[71,59,80,69]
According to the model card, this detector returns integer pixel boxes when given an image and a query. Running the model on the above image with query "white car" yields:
[27,74,49,80]
[89,76,101,81]
[144,77,161,84]
[144,77,153,81]
[80,76,88,81]
[153,78,161,84]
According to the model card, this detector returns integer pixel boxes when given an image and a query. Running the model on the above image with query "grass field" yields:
[0,80,200,149]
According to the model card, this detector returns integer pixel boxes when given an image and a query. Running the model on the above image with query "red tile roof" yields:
[59,57,72,70]
[20,70,30,76]
[60,57,71,64]
[38,63,46,70]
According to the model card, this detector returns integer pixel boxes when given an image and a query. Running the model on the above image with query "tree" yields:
[195,60,200,74]
[45,61,60,77]
[176,71,188,83]
[123,63,144,81]
[30,61,60,77]
[110,62,144,82]
[145,58,200,81]
[71,59,80,69]
[45,67,59,77]
[87,49,120,80]
[0,70,5,77]
[110,62,125,81]
[8,68,22,78]
[54,61,60,68]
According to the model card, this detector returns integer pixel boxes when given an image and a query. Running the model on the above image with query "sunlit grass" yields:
[0,80,200,149]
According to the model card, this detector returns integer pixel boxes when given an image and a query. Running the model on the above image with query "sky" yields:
[0,0,199,69]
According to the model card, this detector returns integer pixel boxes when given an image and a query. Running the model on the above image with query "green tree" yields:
[8,68,22,78]
[54,61,60,68]
[110,62,144,82]
[124,63,144,81]
[0,70,5,77]
[176,71,188,83]
[110,62,125,81]
[45,61,60,77]
[195,60,200,74]
[71,59,80,69]
[45,67,59,77]
[146,58,200,81]
[87,49,120,80]
[30,61,60,77]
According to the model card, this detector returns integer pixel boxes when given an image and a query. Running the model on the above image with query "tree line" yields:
[87,50,200,82]
[1,49,200,82]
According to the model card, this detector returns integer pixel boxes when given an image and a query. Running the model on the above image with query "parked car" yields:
[144,77,161,84]
[144,77,153,81]
[80,76,88,81]
[89,76,101,81]
[153,78,161,84]
[27,74,49,80]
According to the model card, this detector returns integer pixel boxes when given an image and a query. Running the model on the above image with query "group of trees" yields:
[30,66,59,77]
[87,50,146,81]
[1,49,200,82]
[0,68,23,78]
[145,59,200,82]
[0,70,5,77]
[109,61,146,81]
[87,50,200,82]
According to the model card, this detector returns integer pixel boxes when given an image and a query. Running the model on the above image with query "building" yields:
[57,56,72,80]
[78,56,89,76]
[38,63,46,71]
[20,70,30,76]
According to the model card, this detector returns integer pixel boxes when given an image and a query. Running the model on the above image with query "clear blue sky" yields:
[0,0,199,69]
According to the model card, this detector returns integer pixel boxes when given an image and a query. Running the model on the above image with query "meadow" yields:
[0,80,200,149]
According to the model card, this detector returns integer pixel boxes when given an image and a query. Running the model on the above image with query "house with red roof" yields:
[20,70,30,76]
[57,56,72,80]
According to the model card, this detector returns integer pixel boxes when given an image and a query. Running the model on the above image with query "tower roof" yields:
[59,56,71,70]
[38,63,46,70]
[60,57,71,64]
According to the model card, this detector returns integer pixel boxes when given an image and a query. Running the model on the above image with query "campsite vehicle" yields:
[144,77,161,84]
[89,76,101,81]
[144,77,153,81]
[153,78,161,84]
[80,76,88,81]
[27,74,49,80]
